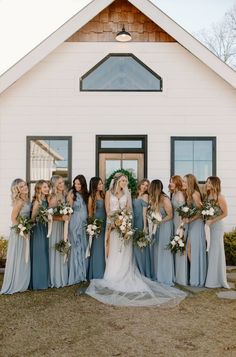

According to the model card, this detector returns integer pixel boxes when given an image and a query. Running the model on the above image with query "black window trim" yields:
[80,53,163,92]
[171,136,216,183]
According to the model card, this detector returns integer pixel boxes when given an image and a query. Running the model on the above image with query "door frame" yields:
[96,135,148,178]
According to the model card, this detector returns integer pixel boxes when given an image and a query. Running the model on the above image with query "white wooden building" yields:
[0,0,236,235]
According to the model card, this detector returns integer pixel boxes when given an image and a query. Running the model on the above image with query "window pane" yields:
[106,160,121,178]
[122,160,138,178]
[175,161,193,176]
[193,161,212,182]
[101,140,142,149]
[175,141,193,160]
[194,141,212,160]
[30,139,69,181]
[81,55,161,91]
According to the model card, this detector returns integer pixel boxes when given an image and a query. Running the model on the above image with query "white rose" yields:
[179,241,185,247]
[171,240,176,246]
[202,210,206,215]
[182,207,189,213]
[209,207,215,216]
[59,210,63,215]
[174,235,180,241]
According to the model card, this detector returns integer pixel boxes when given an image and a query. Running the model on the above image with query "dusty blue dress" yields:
[172,193,188,286]
[205,218,229,288]
[151,207,174,285]
[133,197,151,278]
[88,199,106,279]
[68,193,88,284]
[30,200,50,290]
[187,205,206,287]
[49,199,68,288]
[1,202,31,294]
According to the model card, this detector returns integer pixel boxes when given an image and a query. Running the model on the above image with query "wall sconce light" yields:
[115,25,132,42]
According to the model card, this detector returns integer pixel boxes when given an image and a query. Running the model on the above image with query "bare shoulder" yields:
[142,193,149,202]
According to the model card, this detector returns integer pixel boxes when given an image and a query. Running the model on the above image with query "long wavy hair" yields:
[11,178,28,205]
[149,179,167,211]
[171,175,183,192]
[135,179,150,198]
[32,180,49,204]
[110,172,128,196]
[71,175,89,204]
[184,174,202,206]
[206,176,221,203]
[50,175,67,202]
[89,177,105,214]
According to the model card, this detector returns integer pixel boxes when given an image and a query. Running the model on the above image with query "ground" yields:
[0,273,236,357]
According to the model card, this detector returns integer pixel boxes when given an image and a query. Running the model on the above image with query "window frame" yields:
[80,53,163,92]
[170,136,216,183]
[96,135,148,177]
[26,136,72,190]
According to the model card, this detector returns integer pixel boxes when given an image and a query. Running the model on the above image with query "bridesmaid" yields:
[182,174,206,287]
[67,175,88,285]
[149,179,174,285]
[48,175,69,288]
[87,177,106,279]
[30,180,50,290]
[133,179,151,278]
[1,179,31,294]
[169,175,188,286]
[204,177,229,288]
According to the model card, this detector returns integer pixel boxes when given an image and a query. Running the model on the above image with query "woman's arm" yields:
[206,194,228,225]
[187,191,202,223]
[11,200,23,225]
[161,197,173,223]
[105,191,111,216]
[48,196,68,222]
[31,201,40,222]
[142,194,149,232]
[88,196,94,217]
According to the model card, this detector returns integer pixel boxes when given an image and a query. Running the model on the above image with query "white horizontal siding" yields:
[0,42,236,235]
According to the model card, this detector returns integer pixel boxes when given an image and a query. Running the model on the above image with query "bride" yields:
[86,172,186,307]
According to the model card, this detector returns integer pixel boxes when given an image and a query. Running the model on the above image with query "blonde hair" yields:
[149,179,166,211]
[136,179,150,198]
[32,180,49,204]
[50,175,67,202]
[110,172,127,195]
[206,176,221,202]
[11,178,28,204]
[184,174,202,206]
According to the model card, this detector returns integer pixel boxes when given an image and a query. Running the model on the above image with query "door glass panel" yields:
[105,160,121,178]
[122,160,138,178]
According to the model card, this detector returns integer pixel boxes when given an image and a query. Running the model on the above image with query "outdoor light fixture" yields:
[115,25,132,42]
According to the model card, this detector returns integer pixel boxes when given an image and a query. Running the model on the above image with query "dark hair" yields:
[89,177,105,214]
[149,179,167,210]
[71,175,89,204]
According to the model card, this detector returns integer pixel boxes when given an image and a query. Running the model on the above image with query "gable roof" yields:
[0,0,235,94]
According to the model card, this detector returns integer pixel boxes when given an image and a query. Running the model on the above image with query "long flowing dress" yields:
[86,193,186,307]
[172,193,188,286]
[151,207,174,286]
[205,217,229,288]
[88,199,106,279]
[1,202,31,294]
[68,193,88,285]
[30,200,50,290]
[49,199,68,288]
[133,197,151,278]
[187,206,206,287]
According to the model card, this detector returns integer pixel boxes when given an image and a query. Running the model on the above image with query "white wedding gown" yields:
[86,193,186,307]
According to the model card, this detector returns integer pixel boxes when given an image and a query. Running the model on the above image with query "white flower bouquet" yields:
[36,206,54,225]
[109,208,134,243]
[55,240,71,263]
[133,229,152,250]
[147,207,162,235]
[200,199,221,221]
[176,204,199,219]
[51,202,73,242]
[85,217,104,257]
[11,216,34,238]
[167,234,185,254]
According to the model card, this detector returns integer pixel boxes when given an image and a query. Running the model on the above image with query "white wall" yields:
[0,42,236,235]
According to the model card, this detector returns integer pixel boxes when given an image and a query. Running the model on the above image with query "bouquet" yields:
[109,208,134,243]
[147,207,162,235]
[11,215,34,263]
[167,234,185,254]
[133,229,152,250]
[200,199,221,221]
[85,217,104,257]
[50,202,73,241]
[176,204,199,219]
[36,206,54,225]
[55,240,71,263]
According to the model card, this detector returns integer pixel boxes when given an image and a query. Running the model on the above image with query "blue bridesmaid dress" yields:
[172,194,188,286]
[187,207,206,287]
[88,199,106,279]
[49,199,68,288]
[68,193,88,285]
[1,202,31,294]
[205,219,229,288]
[151,207,174,285]
[132,197,151,278]
[30,199,50,290]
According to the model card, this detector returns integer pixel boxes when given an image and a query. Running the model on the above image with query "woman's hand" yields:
[205,219,212,226]
[63,214,70,222]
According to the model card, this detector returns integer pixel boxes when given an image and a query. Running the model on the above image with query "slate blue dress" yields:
[151,207,174,285]
[1,202,31,294]
[30,199,50,290]
[172,193,188,286]
[68,193,88,284]
[88,199,106,279]
[132,197,151,278]
[187,205,206,287]
[49,198,68,288]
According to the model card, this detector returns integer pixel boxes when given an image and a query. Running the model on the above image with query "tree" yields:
[196,5,236,69]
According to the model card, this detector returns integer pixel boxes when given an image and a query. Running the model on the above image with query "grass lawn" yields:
[0,273,236,357]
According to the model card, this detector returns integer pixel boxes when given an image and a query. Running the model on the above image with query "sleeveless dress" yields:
[151,207,174,285]
[88,199,106,279]
[49,198,68,288]
[30,199,50,290]
[68,193,88,285]
[86,193,186,307]
[205,203,229,288]
[1,202,31,294]
[132,197,151,278]
[187,204,206,287]
[172,194,188,286]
